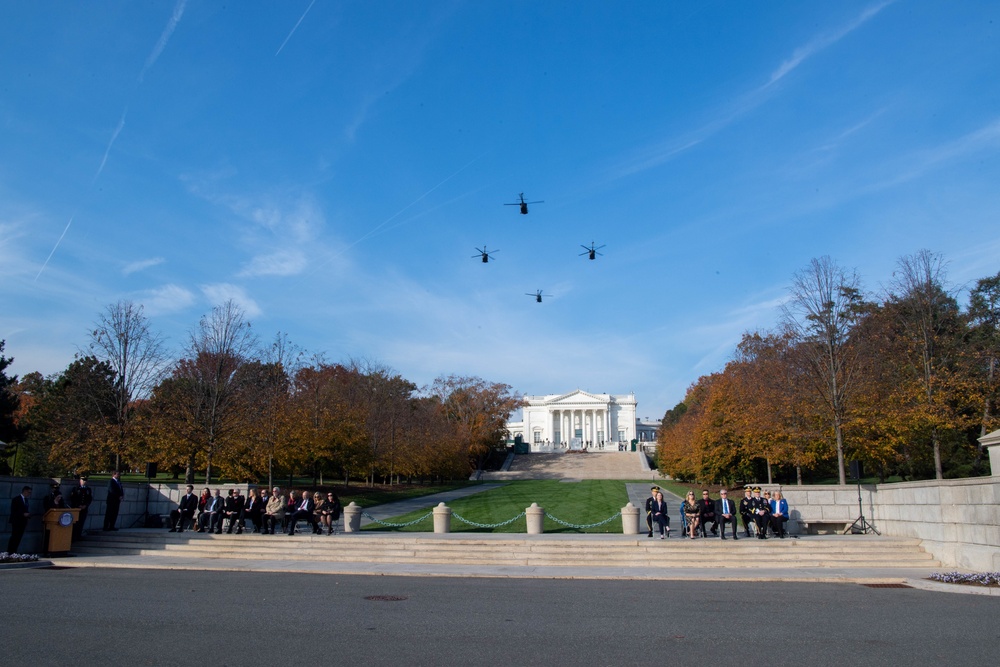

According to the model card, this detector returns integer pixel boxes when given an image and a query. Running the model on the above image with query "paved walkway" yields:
[359,483,506,526]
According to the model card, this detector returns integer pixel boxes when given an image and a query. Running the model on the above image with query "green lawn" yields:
[365,479,645,533]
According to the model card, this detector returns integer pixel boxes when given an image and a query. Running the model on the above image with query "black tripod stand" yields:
[846,472,879,535]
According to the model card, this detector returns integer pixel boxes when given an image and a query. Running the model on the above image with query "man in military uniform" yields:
[739,487,754,537]
[751,487,771,539]
[43,483,66,511]
[69,476,93,540]
[644,485,660,538]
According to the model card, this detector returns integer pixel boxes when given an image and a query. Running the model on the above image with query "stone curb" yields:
[0,559,52,571]
[904,578,1000,597]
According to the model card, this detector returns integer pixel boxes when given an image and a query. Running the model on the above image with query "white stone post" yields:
[343,502,362,533]
[433,502,452,533]
[979,429,1000,475]
[526,502,545,534]
[621,502,640,534]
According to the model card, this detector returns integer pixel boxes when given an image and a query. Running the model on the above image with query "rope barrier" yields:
[360,511,433,527]
[452,511,526,528]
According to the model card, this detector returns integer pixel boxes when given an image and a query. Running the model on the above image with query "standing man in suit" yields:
[103,471,124,531]
[715,488,739,540]
[69,476,93,540]
[644,485,660,538]
[169,485,199,532]
[7,486,32,553]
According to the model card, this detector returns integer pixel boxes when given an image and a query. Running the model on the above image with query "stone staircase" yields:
[483,451,650,480]
[71,530,939,569]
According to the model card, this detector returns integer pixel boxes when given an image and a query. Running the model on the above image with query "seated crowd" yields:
[168,486,342,536]
[660,485,790,540]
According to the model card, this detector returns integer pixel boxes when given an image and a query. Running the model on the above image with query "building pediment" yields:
[544,389,609,406]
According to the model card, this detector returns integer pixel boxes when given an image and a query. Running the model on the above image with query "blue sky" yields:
[2,1,999,420]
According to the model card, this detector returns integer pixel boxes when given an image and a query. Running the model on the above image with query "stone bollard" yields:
[621,502,640,535]
[526,502,545,534]
[433,502,452,533]
[343,502,362,533]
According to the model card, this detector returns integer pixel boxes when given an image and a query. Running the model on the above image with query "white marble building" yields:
[506,390,643,452]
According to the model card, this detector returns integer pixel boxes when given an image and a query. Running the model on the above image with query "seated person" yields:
[682,491,701,539]
[263,487,285,535]
[317,492,342,535]
[751,487,771,539]
[286,490,320,535]
[739,487,754,537]
[168,484,199,532]
[650,491,670,539]
[221,489,244,534]
[714,488,739,540]
[769,490,789,538]
[194,487,211,532]
[198,489,224,533]
[243,488,264,533]
[698,490,718,537]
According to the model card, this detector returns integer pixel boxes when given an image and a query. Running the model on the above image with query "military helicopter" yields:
[580,242,606,260]
[505,193,544,215]
[473,246,498,263]
[525,290,548,303]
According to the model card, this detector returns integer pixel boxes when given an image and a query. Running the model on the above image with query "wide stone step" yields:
[72,532,939,568]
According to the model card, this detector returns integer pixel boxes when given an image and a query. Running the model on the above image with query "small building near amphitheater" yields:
[506,390,657,452]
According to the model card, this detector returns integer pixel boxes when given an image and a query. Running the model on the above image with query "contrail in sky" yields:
[34,213,76,282]
[38,2,187,280]
[140,0,187,82]
[93,108,127,183]
[276,0,317,56]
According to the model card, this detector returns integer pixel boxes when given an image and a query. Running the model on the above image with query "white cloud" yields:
[140,284,196,315]
[122,257,165,276]
[201,283,262,318]
[237,249,306,278]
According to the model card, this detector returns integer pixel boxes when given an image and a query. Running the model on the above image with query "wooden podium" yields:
[43,508,80,554]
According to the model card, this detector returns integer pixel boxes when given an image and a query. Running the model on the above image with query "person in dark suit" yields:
[7,486,32,553]
[199,489,224,533]
[222,489,244,534]
[644,485,660,538]
[103,471,124,531]
[751,487,771,539]
[650,491,670,539]
[286,490,320,535]
[169,485,199,532]
[697,490,718,537]
[69,476,93,540]
[739,487,754,537]
[714,488,739,540]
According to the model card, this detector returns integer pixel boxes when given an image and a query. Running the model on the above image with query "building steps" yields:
[72,531,938,569]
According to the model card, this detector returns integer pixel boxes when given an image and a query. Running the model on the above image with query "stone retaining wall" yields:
[1,476,249,554]
[764,478,1000,571]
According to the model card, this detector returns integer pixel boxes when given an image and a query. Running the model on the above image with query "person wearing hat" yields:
[644,486,660,538]
[739,487,754,537]
[751,487,771,539]
[69,476,94,540]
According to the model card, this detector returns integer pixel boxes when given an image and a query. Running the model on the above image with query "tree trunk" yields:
[796,466,802,485]
[766,458,772,485]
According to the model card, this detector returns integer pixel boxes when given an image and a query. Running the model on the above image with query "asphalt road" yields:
[2,568,997,666]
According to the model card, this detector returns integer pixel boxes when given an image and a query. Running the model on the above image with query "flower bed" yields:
[928,571,1000,588]
[0,552,39,564]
